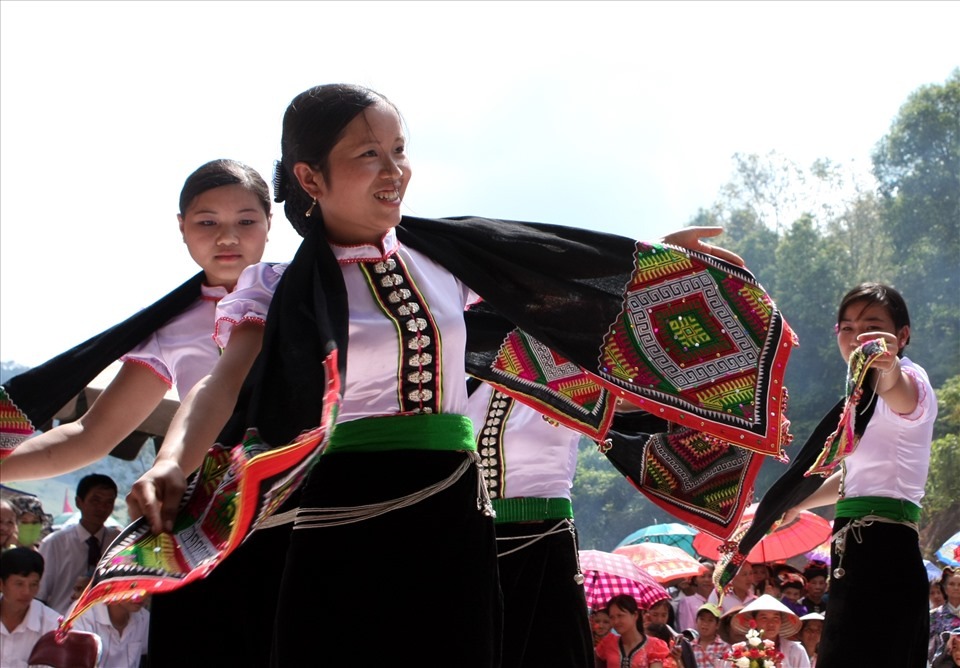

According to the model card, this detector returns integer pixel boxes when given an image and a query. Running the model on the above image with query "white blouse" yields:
[121,283,228,401]
[843,357,937,505]
[215,229,480,424]
[465,381,580,500]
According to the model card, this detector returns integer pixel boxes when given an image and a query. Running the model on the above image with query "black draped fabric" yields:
[236,215,638,450]
[2,273,204,429]
[494,520,593,668]
[719,383,879,586]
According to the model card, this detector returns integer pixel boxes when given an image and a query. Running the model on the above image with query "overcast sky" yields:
[2,0,957,366]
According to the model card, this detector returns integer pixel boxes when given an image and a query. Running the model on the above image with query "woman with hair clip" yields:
[126,83,750,665]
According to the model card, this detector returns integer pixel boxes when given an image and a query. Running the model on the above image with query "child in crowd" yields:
[780,572,809,617]
[691,603,731,668]
[591,608,613,647]
[0,547,60,668]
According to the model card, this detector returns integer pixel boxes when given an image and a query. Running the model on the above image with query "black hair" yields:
[77,473,117,500]
[178,159,271,217]
[606,594,645,632]
[645,622,674,643]
[837,282,912,355]
[273,83,399,237]
[780,578,803,592]
[802,560,829,581]
[0,546,44,580]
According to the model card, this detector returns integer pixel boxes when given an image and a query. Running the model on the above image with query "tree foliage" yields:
[872,69,960,389]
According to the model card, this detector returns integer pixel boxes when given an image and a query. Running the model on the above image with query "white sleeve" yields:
[213,263,287,349]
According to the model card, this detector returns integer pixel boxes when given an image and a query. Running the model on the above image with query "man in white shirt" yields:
[0,547,61,668]
[74,597,150,668]
[37,474,120,614]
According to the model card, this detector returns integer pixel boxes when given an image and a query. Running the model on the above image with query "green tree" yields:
[571,440,661,550]
[920,375,960,560]
[872,69,960,388]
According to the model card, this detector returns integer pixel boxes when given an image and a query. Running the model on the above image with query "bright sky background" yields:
[2,0,957,366]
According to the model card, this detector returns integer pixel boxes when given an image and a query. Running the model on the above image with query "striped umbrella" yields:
[613,542,706,584]
[578,549,670,611]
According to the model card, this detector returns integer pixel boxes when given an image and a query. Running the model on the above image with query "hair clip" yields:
[272,160,287,203]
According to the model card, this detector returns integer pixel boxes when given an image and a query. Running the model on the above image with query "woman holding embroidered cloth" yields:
[783,282,936,667]
[126,83,747,665]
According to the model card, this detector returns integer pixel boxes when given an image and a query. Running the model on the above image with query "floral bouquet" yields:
[724,620,785,668]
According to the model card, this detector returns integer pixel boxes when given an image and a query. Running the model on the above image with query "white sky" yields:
[2,0,957,366]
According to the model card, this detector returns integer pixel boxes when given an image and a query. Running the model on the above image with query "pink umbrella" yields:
[613,542,706,584]
[579,549,670,611]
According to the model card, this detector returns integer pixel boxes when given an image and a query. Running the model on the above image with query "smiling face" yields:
[298,101,410,246]
[836,300,907,364]
[608,603,639,635]
[754,610,782,639]
[178,184,270,290]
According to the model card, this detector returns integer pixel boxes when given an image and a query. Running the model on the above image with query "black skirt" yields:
[817,517,928,667]
[495,519,593,668]
[272,449,502,667]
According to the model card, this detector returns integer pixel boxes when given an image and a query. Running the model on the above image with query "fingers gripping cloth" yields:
[806,338,888,477]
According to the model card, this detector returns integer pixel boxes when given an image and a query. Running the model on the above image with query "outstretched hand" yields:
[661,226,745,268]
[781,506,802,526]
[126,459,187,535]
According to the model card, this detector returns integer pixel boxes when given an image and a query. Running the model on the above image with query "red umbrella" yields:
[579,549,670,611]
[693,503,832,563]
[612,542,706,584]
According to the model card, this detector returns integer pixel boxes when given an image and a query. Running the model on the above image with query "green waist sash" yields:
[492,497,573,524]
[325,413,475,455]
[836,496,921,523]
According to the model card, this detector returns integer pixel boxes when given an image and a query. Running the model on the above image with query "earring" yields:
[305,198,318,218]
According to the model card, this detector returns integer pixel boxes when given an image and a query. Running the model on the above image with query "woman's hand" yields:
[126,459,188,534]
[661,226,745,268]
[782,506,802,525]
[856,330,900,376]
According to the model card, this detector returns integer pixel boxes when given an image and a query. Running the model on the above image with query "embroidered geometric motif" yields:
[638,428,763,539]
[64,352,342,634]
[599,242,796,457]
[489,329,614,440]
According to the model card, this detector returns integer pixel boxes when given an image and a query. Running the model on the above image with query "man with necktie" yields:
[36,474,119,614]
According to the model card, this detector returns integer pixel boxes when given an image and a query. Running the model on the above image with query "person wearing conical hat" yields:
[731,594,810,668]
